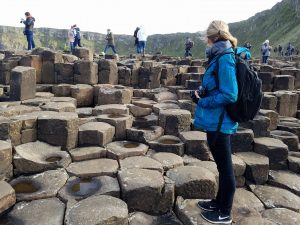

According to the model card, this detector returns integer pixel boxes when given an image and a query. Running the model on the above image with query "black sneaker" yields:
[201,210,232,224]
[197,200,218,211]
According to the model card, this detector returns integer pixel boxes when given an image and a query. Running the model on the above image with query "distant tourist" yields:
[273,46,277,53]
[291,46,295,55]
[278,44,283,56]
[236,46,251,60]
[243,42,252,49]
[296,47,300,55]
[20,12,35,50]
[137,26,148,57]
[68,25,76,52]
[185,37,194,57]
[133,27,140,53]
[103,29,117,55]
[287,42,293,56]
[73,25,82,47]
[261,40,272,64]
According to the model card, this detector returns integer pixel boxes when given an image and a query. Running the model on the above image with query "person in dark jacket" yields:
[20,12,35,50]
[236,47,251,60]
[73,25,82,47]
[134,27,140,53]
[278,44,283,56]
[185,37,194,57]
[194,20,238,225]
[287,42,293,56]
[103,29,117,55]
[243,42,251,49]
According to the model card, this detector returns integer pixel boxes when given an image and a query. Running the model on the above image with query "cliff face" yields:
[1,0,300,57]
[0,26,206,57]
[230,0,300,55]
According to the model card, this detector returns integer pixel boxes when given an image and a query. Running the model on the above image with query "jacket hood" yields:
[206,40,232,60]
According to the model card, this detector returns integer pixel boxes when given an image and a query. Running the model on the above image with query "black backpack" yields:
[213,51,263,123]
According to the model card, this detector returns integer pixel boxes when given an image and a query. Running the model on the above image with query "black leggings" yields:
[207,131,236,215]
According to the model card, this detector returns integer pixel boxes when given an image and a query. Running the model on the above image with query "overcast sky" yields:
[0,0,282,35]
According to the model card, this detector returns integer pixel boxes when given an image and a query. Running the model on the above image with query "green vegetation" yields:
[1,0,299,58]
[230,0,300,56]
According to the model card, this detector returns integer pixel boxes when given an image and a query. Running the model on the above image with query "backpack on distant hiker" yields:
[213,50,263,123]
[75,27,81,39]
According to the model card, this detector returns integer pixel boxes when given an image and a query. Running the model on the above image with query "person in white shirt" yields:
[68,25,76,52]
[137,26,148,57]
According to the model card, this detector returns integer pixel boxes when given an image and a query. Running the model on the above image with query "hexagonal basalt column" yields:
[37,112,79,150]
[148,135,185,156]
[78,122,115,147]
[96,114,133,140]
[159,109,191,136]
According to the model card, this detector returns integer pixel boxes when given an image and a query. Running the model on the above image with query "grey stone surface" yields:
[73,47,93,61]
[120,156,164,173]
[69,146,107,161]
[179,131,210,160]
[14,141,71,175]
[268,170,300,196]
[159,109,191,136]
[37,112,78,150]
[10,168,68,201]
[92,104,129,116]
[254,137,288,169]
[1,197,65,225]
[150,152,184,171]
[74,60,98,84]
[78,122,115,146]
[106,141,149,160]
[270,130,299,152]
[250,184,300,212]
[66,158,119,178]
[96,114,133,140]
[148,135,185,156]
[261,208,300,225]
[0,180,16,214]
[118,168,173,213]
[231,127,254,152]
[128,211,183,225]
[10,66,36,101]
[65,195,128,225]
[70,84,94,107]
[235,152,269,184]
[167,166,217,199]
[126,126,164,143]
[0,140,12,180]
[58,176,120,203]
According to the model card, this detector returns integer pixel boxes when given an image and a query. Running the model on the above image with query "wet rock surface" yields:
[10,168,68,201]
[64,195,128,225]
[1,198,65,225]
[13,141,72,175]
[58,175,120,203]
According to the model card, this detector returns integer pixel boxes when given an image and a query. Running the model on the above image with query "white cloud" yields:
[0,0,282,34]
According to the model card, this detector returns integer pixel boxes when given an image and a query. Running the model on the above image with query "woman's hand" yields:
[191,90,200,104]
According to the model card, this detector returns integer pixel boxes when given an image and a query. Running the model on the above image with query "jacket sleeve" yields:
[23,18,33,26]
[198,54,238,108]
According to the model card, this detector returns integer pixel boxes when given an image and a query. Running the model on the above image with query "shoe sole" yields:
[197,202,216,212]
[201,213,232,224]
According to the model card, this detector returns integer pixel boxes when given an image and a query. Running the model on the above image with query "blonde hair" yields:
[206,20,237,48]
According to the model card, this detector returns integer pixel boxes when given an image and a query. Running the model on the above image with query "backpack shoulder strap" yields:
[213,51,235,89]
[211,51,235,143]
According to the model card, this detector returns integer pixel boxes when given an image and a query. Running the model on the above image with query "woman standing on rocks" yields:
[193,20,238,224]
[20,12,35,50]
